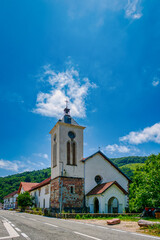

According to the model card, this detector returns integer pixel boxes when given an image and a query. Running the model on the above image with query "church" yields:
[29,105,131,213]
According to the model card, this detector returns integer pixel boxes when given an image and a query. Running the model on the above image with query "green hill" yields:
[110,156,147,179]
[110,156,147,167]
[0,156,148,203]
[0,168,51,203]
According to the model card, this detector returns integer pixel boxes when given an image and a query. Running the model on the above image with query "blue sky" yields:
[0,0,160,177]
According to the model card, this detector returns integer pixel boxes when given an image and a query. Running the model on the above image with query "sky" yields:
[0,0,160,177]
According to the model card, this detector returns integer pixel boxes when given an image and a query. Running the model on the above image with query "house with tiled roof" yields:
[18,182,39,194]
[29,177,51,208]
[3,191,18,209]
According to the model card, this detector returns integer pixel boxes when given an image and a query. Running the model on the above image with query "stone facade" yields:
[50,177,84,212]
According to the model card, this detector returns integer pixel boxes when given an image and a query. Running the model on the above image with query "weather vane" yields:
[65,100,69,108]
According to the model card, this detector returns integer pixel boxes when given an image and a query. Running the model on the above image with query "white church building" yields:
[28,105,131,213]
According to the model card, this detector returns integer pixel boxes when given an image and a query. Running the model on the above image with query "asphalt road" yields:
[0,210,160,240]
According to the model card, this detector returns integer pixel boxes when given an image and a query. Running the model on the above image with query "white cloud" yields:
[125,0,142,19]
[0,159,19,172]
[33,65,96,118]
[105,144,131,153]
[120,123,160,144]
[33,153,48,159]
[152,77,159,87]
[66,0,142,22]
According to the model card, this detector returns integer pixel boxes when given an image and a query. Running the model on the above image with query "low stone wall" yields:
[49,212,140,218]
[15,208,140,218]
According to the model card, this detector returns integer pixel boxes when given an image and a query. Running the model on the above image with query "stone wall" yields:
[50,177,84,212]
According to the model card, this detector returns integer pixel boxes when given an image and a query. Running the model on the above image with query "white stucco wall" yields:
[51,122,84,180]
[30,184,50,208]
[84,153,129,195]
[3,193,18,209]
[20,187,25,194]
[86,184,126,213]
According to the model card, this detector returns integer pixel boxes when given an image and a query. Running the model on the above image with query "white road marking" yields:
[85,223,95,227]
[131,232,160,239]
[21,233,31,240]
[44,222,58,228]
[110,228,126,233]
[29,218,37,221]
[74,231,102,240]
[97,226,109,230]
[2,221,19,239]
[11,224,15,227]
[15,227,21,232]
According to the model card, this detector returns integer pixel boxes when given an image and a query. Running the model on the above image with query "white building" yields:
[83,151,129,213]
[16,105,131,213]
[3,191,18,209]
[30,177,51,209]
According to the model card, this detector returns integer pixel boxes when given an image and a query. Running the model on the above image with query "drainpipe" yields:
[59,162,63,214]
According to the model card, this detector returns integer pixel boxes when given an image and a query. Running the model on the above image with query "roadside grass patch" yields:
[140,225,160,237]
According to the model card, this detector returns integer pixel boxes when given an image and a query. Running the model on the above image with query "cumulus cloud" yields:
[120,123,160,144]
[125,0,142,19]
[33,65,96,118]
[105,144,131,153]
[152,77,159,87]
[0,159,19,172]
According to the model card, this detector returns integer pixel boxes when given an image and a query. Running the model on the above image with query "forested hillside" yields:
[0,168,51,203]
[110,156,148,179]
[110,156,147,167]
[0,156,148,203]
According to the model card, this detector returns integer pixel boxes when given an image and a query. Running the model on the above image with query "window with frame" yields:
[67,141,70,165]
[45,185,49,195]
[72,141,76,165]
[39,189,41,196]
[70,185,75,194]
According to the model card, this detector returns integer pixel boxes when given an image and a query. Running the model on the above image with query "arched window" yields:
[72,141,76,166]
[53,142,57,167]
[67,141,70,165]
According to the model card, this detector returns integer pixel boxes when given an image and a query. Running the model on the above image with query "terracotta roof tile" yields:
[29,177,51,191]
[18,182,39,193]
[4,190,18,199]
[86,181,128,196]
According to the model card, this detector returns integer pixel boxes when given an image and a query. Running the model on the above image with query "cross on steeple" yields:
[64,100,70,115]
[65,100,69,109]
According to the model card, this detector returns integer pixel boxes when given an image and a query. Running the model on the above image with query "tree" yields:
[17,192,34,211]
[129,154,160,212]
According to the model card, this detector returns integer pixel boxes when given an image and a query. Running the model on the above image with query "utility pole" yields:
[59,162,63,213]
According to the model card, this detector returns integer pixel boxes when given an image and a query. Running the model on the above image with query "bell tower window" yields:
[72,141,76,166]
[67,141,70,165]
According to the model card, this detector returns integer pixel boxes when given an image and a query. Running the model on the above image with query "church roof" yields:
[18,182,39,193]
[29,177,51,192]
[86,181,128,196]
[82,151,131,182]
[61,116,79,126]
[4,190,18,199]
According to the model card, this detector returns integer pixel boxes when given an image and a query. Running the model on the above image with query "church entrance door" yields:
[108,197,119,213]
[94,198,99,213]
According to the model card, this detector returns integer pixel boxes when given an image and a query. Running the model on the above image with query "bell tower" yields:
[49,103,85,212]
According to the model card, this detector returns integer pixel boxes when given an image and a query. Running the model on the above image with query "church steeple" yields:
[63,100,72,124]
[64,100,70,115]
